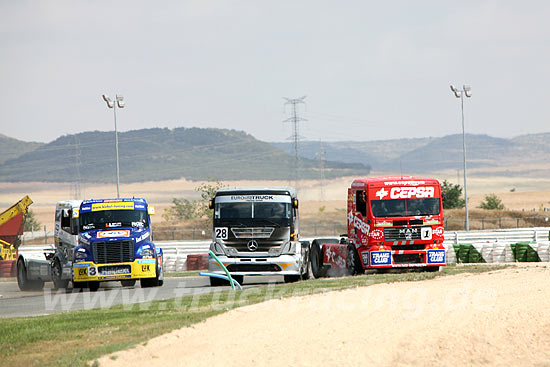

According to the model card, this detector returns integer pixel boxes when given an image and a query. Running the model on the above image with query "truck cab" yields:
[73,198,163,290]
[348,177,446,270]
[17,198,164,291]
[207,187,310,285]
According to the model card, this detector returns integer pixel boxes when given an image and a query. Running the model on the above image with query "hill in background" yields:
[273,133,550,176]
[0,128,370,183]
[0,134,44,165]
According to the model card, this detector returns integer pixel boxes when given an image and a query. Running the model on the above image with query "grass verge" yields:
[0,264,508,367]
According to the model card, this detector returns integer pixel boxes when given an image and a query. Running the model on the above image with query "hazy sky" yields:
[1,1,549,143]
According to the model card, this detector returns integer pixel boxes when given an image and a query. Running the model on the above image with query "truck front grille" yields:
[93,241,134,264]
[226,264,281,272]
[231,227,274,239]
[384,227,422,241]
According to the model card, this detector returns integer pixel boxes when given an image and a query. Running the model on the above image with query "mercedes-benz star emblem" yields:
[247,240,258,251]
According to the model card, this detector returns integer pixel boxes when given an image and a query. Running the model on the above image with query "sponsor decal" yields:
[216,195,291,203]
[77,268,87,276]
[370,229,384,240]
[106,222,122,228]
[370,251,392,266]
[361,252,369,266]
[72,209,79,218]
[433,226,445,237]
[375,188,389,199]
[427,250,446,264]
[73,263,90,268]
[137,259,156,264]
[353,215,370,234]
[97,230,130,238]
[389,186,435,199]
[135,232,150,242]
[91,202,135,212]
[375,220,392,227]
[384,180,426,186]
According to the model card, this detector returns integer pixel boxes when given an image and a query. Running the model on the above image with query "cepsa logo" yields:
[389,186,435,199]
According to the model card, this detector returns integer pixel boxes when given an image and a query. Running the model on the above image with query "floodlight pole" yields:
[460,92,469,231]
[113,102,120,198]
[102,94,124,198]
[450,85,471,231]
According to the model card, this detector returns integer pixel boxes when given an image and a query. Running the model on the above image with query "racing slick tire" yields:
[300,241,311,280]
[121,279,137,287]
[52,258,69,290]
[88,281,100,292]
[17,258,44,291]
[309,239,338,278]
[284,274,301,283]
[426,266,440,272]
[346,244,363,276]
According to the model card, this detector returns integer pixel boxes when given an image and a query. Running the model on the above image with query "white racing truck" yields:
[207,187,310,285]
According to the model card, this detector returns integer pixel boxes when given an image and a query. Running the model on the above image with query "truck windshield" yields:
[79,210,149,231]
[370,198,441,217]
[215,202,291,223]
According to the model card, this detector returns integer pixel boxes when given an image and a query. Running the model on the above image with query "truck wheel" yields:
[17,258,44,291]
[209,276,226,286]
[52,258,69,290]
[284,275,300,283]
[88,281,100,292]
[121,279,137,287]
[310,240,331,278]
[426,266,440,272]
[72,281,87,290]
[300,241,311,280]
[346,244,363,276]
[141,259,163,287]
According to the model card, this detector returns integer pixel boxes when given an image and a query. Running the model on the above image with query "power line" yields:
[316,140,326,201]
[283,95,307,191]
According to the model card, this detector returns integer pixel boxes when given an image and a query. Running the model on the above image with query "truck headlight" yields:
[74,251,88,260]
[210,242,226,255]
[141,248,154,258]
[280,242,296,255]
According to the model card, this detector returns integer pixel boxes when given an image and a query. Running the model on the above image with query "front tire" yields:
[121,279,137,287]
[52,258,69,290]
[284,275,300,283]
[88,281,100,292]
[346,244,363,276]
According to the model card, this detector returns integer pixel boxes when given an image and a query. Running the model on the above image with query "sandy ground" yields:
[96,264,550,367]
[4,175,550,230]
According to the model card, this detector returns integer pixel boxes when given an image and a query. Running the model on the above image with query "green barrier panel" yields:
[458,244,471,263]
[468,245,486,263]
[453,244,461,260]
[512,242,541,262]
[456,244,486,263]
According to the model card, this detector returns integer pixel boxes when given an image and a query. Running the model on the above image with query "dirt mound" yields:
[97,265,550,366]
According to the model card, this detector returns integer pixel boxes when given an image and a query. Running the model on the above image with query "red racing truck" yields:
[310,177,446,277]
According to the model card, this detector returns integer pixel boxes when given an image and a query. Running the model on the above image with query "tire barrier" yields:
[446,241,550,264]
[0,260,16,278]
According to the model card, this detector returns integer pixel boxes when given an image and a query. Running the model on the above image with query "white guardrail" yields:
[18,227,550,272]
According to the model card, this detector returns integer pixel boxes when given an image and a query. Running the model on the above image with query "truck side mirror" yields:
[208,199,214,210]
[292,198,299,209]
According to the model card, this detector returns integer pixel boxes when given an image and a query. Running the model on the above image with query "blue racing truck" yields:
[17,198,164,291]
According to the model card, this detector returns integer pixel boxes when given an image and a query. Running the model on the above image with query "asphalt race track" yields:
[0,276,281,318]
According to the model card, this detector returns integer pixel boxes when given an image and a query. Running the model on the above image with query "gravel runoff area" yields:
[97,264,550,367]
